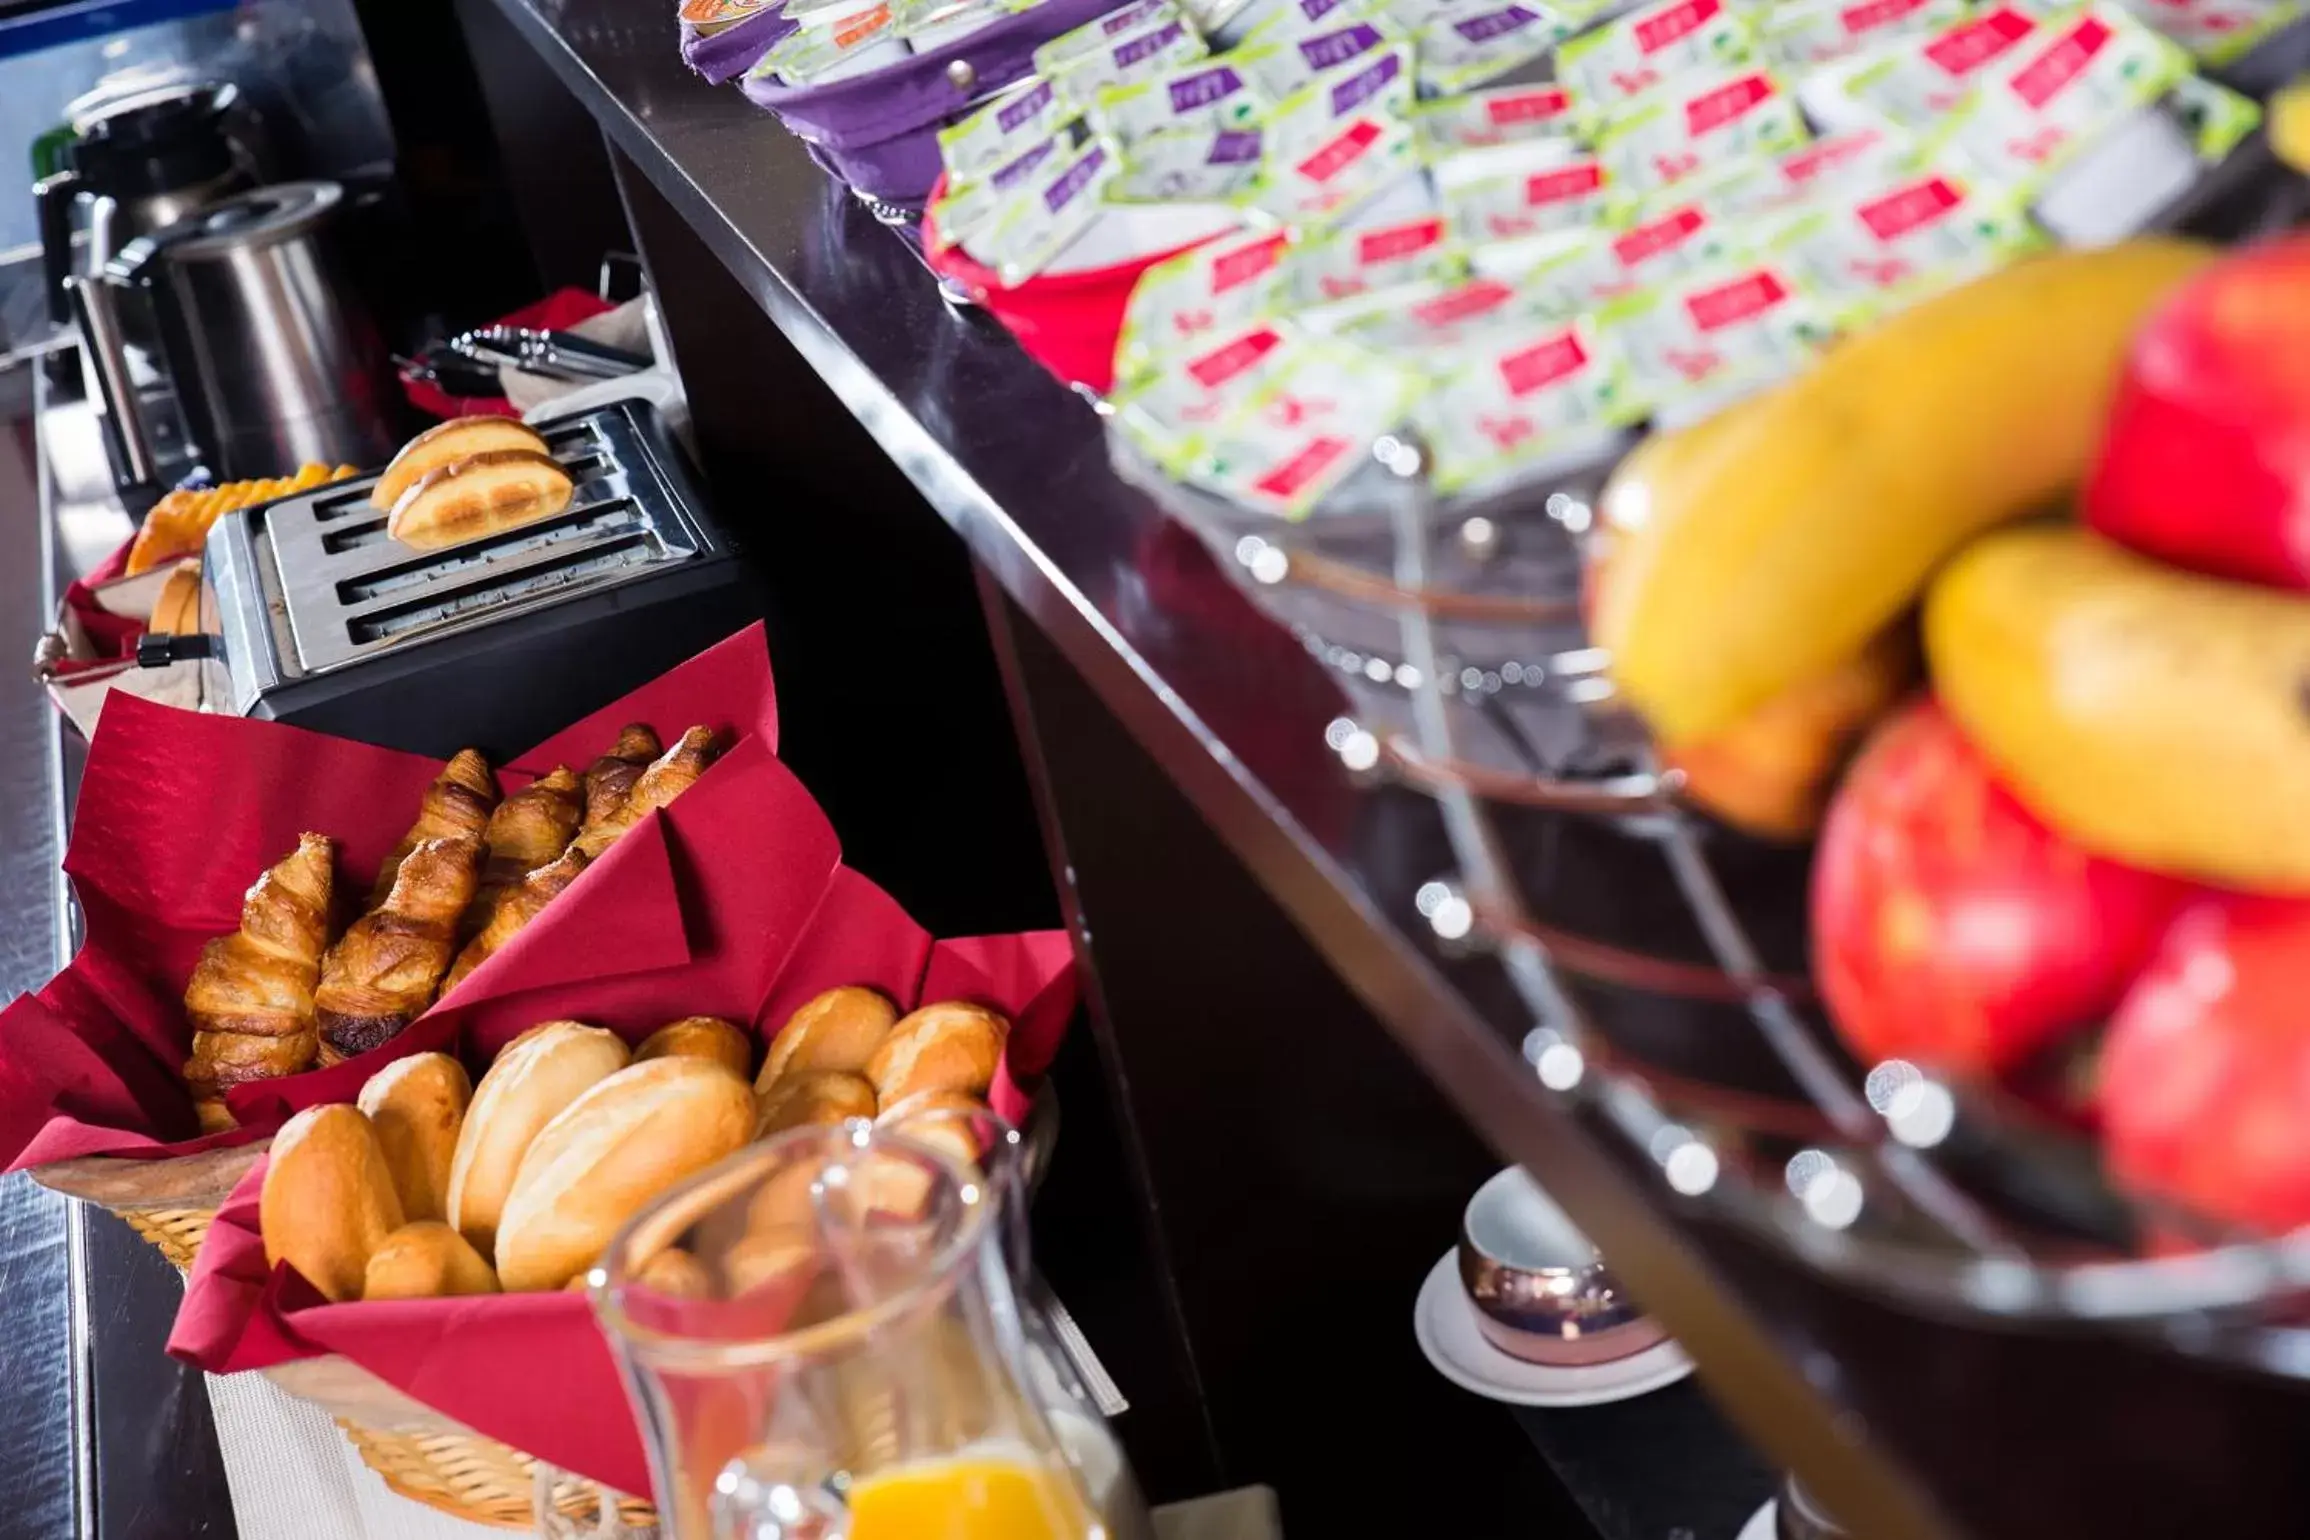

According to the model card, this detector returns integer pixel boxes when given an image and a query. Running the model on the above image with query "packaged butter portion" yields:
[1116,227,1298,384]
[895,0,1009,47]
[1233,19,1396,99]
[1036,0,1180,71]
[1413,3,1568,96]
[1095,57,1267,143]
[1044,13,1208,105]
[753,4,908,82]
[940,80,1071,181]
[1769,156,2045,325]
[1244,0,1379,37]
[1113,320,1305,472]
[1554,0,1759,112]
[1287,214,1470,327]
[1245,53,1424,229]
[1935,5,2193,193]
[1412,317,1632,493]
[1760,0,1970,68]
[1343,274,1573,361]
[1436,138,1614,247]
[929,124,1080,250]
[1687,121,1915,218]
[965,137,1119,285]
[2108,0,2308,63]
[1595,67,1809,196]
[1606,259,1831,424]
[1414,82,1583,151]
[1506,195,1745,304]
[1189,344,1421,519]
[1825,6,2042,132]
[1108,123,1270,201]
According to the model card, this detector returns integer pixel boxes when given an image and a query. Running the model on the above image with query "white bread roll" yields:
[495,1057,754,1291]
[755,986,898,1091]
[752,1069,875,1140]
[636,1016,753,1080]
[364,1220,501,1300]
[261,1104,406,1303]
[864,1002,1009,1109]
[447,1021,629,1259]
[357,1052,471,1223]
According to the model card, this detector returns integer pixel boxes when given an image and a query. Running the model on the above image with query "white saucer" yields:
[1739,1500,1777,1540]
[1412,1250,1693,1408]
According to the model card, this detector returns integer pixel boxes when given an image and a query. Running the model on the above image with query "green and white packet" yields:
[1411,317,1633,492]
[1112,319,1306,472]
[2107,0,2309,63]
[1412,3,1569,96]
[1683,122,1917,218]
[1107,122,1270,201]
[1435,138,1615,246]
[1035,0,1181,72]
[1189,342,1422,519]
[1244,54,1423,229]
[752,4,904,83]
[1594,67,1809,196]
[967,138,1120,285]
[1497,195,1745,304]
[1934,4,2192,193]
[928,129,1074,250]
[1760,0,1970,68]
[1605,258,1833,421]
[1554,0,1759,113]
[1114,227,1298,385]
[1231,19,1396,100]
[2167,70,2263,161]
[1094,57,1268,143]
[1243,0,1379,38]
[1414,83,1584,152]
[1286,213,1470,326]
[1044,14,1209,106]
[1767,157,2046,325]
[1343,276,1578,365]
[1831,6,2044,130]
[939,80,1070,181]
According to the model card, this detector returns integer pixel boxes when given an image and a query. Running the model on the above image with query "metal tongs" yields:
[448,325,651,383]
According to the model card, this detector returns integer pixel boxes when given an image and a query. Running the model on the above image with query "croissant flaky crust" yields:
[466,766,582,938]
[182,832,338,1132]
[372,749,498,910]
[442,845,589,995]
[320,835,483,1065]
[578,725,660,853]
[572,727,720,860]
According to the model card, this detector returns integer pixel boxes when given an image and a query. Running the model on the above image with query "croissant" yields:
[182,833,338,1132]
[371,749,497,910]
[572,727,720,859]
[318,835,483,1065]
[441,845,589,995]
[577,724,660,853]
[464,765,583,938]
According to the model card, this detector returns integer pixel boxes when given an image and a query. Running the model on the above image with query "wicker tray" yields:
[29,1141,270,1271]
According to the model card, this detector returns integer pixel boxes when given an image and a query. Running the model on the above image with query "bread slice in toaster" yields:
[387,450,576,552]
[371,416,552,512]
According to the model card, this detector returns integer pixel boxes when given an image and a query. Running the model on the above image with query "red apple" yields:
[2102,896,2310,1235]
[1812,699,2186,1076]
[2085,232,2310,589]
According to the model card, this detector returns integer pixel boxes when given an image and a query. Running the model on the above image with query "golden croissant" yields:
[319,835,482,1064]
[182,833,338,1132]
[572,727,719,859]
[371,749,497,910]
[577,724,660,854]
[441,844,588,994]
[464,765,582,937]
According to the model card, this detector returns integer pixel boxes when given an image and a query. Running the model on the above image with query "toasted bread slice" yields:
[148,559,204,635]
[371,416,551,511]
[387,450,575,552]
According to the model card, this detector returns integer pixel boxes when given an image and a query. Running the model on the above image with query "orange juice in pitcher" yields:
[848,1444,1105,1540]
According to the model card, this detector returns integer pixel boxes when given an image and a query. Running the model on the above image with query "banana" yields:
[1594,240,2214,746]
[1926,524,2310,894]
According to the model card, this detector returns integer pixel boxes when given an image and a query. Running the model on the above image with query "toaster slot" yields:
[346,531,662,645]
[321,519,392,556]
[310,485,383,522]
[334,500,650,606]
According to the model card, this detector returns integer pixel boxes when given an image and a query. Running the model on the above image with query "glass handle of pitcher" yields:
[712,1458,849,1540]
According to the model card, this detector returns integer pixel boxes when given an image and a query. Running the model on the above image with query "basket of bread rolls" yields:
[169,898,1079,1529]
[1,626,780,1270]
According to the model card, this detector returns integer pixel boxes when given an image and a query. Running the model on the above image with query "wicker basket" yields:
[28,1140,268,1271]
[266,1356,658,1532]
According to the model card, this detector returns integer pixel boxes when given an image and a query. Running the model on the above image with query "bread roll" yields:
[753,1069,875,1140]
[635,1246,714,1300]
[495,1057,755,1291]
[637,1017,753,1080]
[755,987,898,1091]
[388,450,574,552]
[363,1221,500,1300]
[148,559,202,635]
[447,1021,630,1258]
[864,1002,1009,1109]
[357,1053,472,1223]
[371,416,551,511]
[261,1105,406,1303]
[876,1089,992,1173]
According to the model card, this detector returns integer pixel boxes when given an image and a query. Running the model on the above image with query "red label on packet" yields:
[1685,269,1790,331]
[1412,280,1517,327]
[1210,233,1292,295]
[831,5,890,46]
[1355,217,1446,266]
[1186,327,1285,388]
[1486,86,1574,125]
[2007,14,2112,108]
[1923,7,2034,76]
[1612,205,1706,267]
[1839,0,1928,33]
[1497,329,1590,397]
[1683,72,1774,135]
[1254,437,1354,501]
[1779,126,1888,185]
[1525,161,1607,205]
[1634,0,1721,54]
[1856,176,1963,241]
[1295,119,1386,183]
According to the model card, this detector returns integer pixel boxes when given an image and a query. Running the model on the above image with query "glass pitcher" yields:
[589,1118,1150,1540]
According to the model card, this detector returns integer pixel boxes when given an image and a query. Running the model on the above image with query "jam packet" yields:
[1767,156,2045,324]
[929,124,1082,249]
[1190,343,1422,518]
[1554,0,1760,112]
[1112,320,1308,471]
[1036,0,1181,70]
[1233,19,1398,99]
[752,3,906,82]
[1826,6,2044,132]
[1245,54,1424,229]
[2107,0,2309,63]
[1685,122,1917,218]
[1497,195,1745,304]
[1107,123,1271,201]
[1760,0,1971,68]
[1344,274,1574,360]
[1414,82,1584,151]
[1243,0,1381,36]
[1933,5,2193,193]
[895,0,1010,47]
[1594,67,1809,195]
[1285,214,1470,327]
[1606,259,1833,422]
[1436,139,1615,246]
[940,80,1073,180]
[1413,3,1568,95]
[1094,57,1268,142]
[1042,12,1208,105]
[1115,227,1299,383]
[962,137,1120,284]
[1411,317,1633,492]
